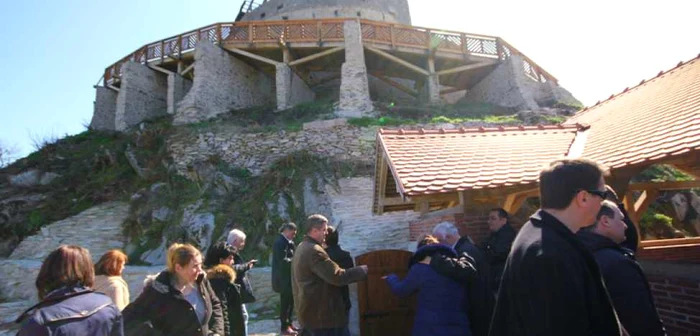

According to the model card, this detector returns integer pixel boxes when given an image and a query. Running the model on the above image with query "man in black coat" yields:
[578,200,666,336]
[480,208,516,293]
[489,159,622,336]
[272,223,298,336]
[324,226,354,315]
[432,222,493,336]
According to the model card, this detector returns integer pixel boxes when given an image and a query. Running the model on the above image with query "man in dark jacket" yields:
[272,222,298,335]
[432,221,493,336]
[489,158,622,336]
[578,200,666,336]
[325,226,355,315]
[480,208,516,292]
[292,214,368,336]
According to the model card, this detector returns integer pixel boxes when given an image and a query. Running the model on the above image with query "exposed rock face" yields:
[179,201,215,251]
[7,170,60,187]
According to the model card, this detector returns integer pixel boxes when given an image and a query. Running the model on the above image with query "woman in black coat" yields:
[122,243,224,336]
[205,242,246,336]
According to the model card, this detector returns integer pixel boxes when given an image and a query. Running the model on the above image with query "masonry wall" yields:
[174,41,275,125]
[91,86,118,130]
[167,73,193,115]
[276,64,315,110]
[242,0,412,25]
[642,260,700,335]
[115,62,168,131]
[462,55,539,111]
[337,20,373,118]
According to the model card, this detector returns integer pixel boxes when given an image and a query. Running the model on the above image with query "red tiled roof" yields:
[378,125,586,196]
[566,56,700,170]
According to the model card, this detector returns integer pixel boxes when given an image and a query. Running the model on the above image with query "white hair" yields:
[227,229,246,245]
[432,222,459,239]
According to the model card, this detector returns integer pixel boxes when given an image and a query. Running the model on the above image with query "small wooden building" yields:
[371,55,700,334]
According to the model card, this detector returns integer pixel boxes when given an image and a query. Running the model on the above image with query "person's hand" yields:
[380,275,388,280]
[247,259,258,270]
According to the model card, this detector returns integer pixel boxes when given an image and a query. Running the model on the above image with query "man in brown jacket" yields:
[292,214,368,336]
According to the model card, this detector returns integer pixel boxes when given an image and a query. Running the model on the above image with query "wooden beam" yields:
[179,63,195,76]
[370,72,419,98]
[436,61,494,76]
[288,46,344,66]
[632,189,658,224]
[310,73,341,87]
[503,193,529,215]
[416,201,430,215]
[107,84,120,92]
[439,87,464,95]
[381,197,412,206]
[227,47,281,66]
[148,65,174,75]
[365,46,430,76]
[622,191,637,225]
[627,180,700,191]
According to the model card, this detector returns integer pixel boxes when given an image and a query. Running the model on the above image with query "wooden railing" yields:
[104,18,557,85]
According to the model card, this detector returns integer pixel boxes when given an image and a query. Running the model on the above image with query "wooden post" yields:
[216,24,222,43]
[496,38,504,59]
[177,36,182,59]
[283,48,291,64]
[425,29,432,50]
[461,33,467,55]
[160,41,165,63]
[248,24,254,42]
[317,21,322,44]
[390,25,396,49]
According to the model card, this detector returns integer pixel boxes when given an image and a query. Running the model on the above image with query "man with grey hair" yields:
[227,228,257,335]
[578,201,665,335]
[431,222,492,336]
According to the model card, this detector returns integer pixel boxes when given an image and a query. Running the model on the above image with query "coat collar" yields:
[150,270,205,296]
[16,285,95,323]
[303,235,323,246]
[577,230,635,257]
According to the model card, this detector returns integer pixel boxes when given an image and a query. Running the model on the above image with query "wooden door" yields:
[356,249,416,336]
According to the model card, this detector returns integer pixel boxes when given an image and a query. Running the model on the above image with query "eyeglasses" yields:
[580,189,609,199]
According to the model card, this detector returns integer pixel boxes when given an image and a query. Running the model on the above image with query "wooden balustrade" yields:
[103,19,557,85]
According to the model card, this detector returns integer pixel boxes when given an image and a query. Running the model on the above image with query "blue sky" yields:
[1,0,697,160]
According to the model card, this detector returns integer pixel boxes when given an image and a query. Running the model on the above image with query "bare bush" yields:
[0,140,17,167]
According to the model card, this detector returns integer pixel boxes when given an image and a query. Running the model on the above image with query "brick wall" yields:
[647,274,700,335]
[638,243,700,263]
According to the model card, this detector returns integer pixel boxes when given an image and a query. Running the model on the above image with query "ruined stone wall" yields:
[337,20,373,117]
[115,62,169,131]
[175,41,275,125]
[91,86,118,130]
[167,73,193,115]
[462,55,539,111]
[168,122,378,175]
[276,64,315,110]
[242,0,411,25]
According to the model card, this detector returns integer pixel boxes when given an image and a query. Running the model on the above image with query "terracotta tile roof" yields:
[565,55,700,170]
[378,125,585,196]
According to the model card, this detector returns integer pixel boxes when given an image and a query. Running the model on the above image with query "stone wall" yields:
[327,177,419,257]
[174,41,275,125]
[167,73,193,115]
[462,55,539,111]
[168,122,378,175]
[91,86,118,130]
[337,20,373,118]
[242,0,412,25]
[115,62,168,131]
[276,64,315,110]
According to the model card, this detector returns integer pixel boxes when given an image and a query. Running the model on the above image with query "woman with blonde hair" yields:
[122,243,224,336]
[16,245,123,335]
[94,249,130,310]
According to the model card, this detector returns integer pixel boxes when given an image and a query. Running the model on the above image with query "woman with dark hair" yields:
[16,245,124,336]
[122,243,224,336]
[383,235,471,336]
[94,249,130,310]
[204,241,246,336]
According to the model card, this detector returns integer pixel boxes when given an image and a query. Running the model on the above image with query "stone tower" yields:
[240,0,411,25]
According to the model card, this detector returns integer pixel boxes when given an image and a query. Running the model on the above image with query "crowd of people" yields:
[13,159,668,336]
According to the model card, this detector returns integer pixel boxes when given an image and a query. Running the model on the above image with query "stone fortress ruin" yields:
[90,0,580,131]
